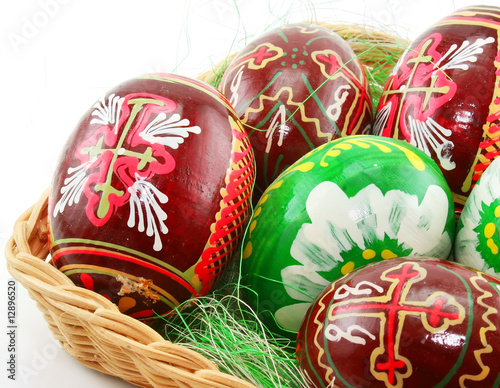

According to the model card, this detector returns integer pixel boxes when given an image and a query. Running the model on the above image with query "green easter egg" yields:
[241,135,455,339]
[455,156,500,277]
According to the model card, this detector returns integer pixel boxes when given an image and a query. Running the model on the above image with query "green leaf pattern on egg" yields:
[455,156,500,276]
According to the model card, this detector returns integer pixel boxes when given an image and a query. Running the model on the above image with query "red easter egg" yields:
[219,22,372,196]
[48,73,255,320]
[373,5,500,214]
[296,257,500,387]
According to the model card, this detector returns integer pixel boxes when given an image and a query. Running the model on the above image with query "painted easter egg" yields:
[296,257,500,388]
[455,156,500,277]
[373,5,500,214]
[241,135,455,339]
[48,73,255,321]
[219,22,372,197]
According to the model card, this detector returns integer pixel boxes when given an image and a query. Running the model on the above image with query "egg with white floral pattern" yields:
[455,156,500,277]
[373,5,500,215]
[241,135,455,339]
[48,73,255,322]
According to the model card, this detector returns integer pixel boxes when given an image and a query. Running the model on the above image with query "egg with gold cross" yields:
[373,5,500,215]
[296,257,500,388]
[48,73,255,322]
[241,135,455,339]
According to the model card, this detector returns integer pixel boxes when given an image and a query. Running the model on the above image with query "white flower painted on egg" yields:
[275,181,452,332]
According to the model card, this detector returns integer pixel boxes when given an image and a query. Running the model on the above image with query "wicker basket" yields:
[5,24,408,388]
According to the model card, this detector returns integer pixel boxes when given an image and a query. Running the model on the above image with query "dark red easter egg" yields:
[296,257,500,387]
[219,22,372,197]
[373,5,500,214]
[48,73,255,320]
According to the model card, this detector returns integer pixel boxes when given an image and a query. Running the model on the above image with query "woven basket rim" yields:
[5,23,409,388]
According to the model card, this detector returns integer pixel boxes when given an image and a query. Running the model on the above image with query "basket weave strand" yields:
[5,189,258,388]
[5,23,408,388]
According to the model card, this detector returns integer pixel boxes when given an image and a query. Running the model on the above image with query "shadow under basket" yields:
[5,24,408,388]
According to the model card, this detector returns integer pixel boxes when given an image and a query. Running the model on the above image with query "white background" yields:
[1,0,499,387]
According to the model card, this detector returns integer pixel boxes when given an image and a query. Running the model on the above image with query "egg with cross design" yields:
[48,73,255,322]
[219,22,372,199]
[373,5,500,215]
[296,257,500,388]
